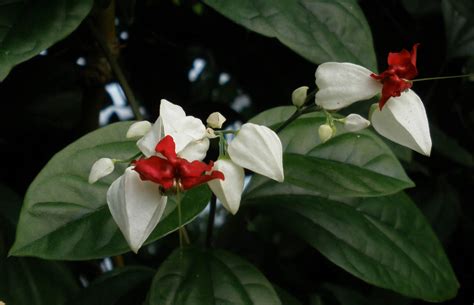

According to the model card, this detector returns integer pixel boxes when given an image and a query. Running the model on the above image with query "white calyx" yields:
[206,112,226,129]
[343,114,371,132]
[292,86,309,107]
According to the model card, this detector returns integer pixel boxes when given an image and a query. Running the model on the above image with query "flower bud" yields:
[126,121,152,138]
[206,112,226,129]
[205,127,218,139]
[344,114,370,132]
[318,124,334,143]
[291,86,309,107]
[89,158,115,184]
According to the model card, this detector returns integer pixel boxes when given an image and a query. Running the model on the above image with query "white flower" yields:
[207,158,245,215]
[107,167,167,253]
[318,124,334,143]
[137,99,209,161]
[206,112,226,129]
[371,90,431,156]
[291,86,309,107]
[126,121,152,138]
[343,114,371,132]
[314,62,431,156]
[106,99,214,253]
[88,158,115,184]
[227,123,284,182]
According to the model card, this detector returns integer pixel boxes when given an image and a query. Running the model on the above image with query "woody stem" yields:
[206,194,217,248]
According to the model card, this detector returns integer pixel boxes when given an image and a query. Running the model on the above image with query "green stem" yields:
[206,194,217,248]
[412,73,474,82]
[176,188,183,249]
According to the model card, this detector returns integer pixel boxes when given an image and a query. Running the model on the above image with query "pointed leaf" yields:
[203,0,377,70]
[147,247,282,305]
[0,0,93,80]
[244,191,459,301]
[250,106,414,197]
[10,122,211,259]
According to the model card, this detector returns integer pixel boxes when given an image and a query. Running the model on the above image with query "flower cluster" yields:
[314,44,431,156]
[89,99,284,252]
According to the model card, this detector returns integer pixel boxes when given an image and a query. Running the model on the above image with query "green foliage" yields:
[250,106,414,197]
[9,122,211,259]
[146,247,282,305]
[442,0,474,59]
[244,192,459,301]
[0,0,93,80]
[203,0,377,70]
[67,266,155,305]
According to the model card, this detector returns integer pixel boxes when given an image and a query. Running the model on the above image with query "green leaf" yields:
[273,285,303,305]
[318,283,371,305]
[244,192,459,301]
[0,184,21,227]
[442,0,474,59]
[10,122,211,260]
[203,0,377,70]
[67,266,155,305]
[147,247,282,305]
[0,0,93,80]
[249,106,414,197]
[0,255,79,305]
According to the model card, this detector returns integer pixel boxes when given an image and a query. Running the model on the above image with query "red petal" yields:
[155,135,178,163]
[134,156,175,189]
[378,75,412,109]
[181,170,225,190]
[178,160,213,178]
[410,43,420,67]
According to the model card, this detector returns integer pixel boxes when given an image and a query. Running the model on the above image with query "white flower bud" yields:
[344,114,371,132]
[318,124,334,143]
[205,127,218,139]
[89,158,115,184]
[206,112,226,129]
[291,86,309,107]
[126,121,152,138]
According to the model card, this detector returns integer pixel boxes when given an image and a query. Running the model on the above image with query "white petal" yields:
[344,113,371,132]
[107,167,167,253]
[137,117,163,157]
[208,159,245,215]
[228,123,284,182]
[315,62,382,110]
[160,99,207,152]
[178,137,210,161]
[371,90,432,156]
[89,158,115,184]
[126,121,152,138]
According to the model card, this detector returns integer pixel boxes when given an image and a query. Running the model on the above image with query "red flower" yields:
[370,43,420,109]
[133,135,224,191]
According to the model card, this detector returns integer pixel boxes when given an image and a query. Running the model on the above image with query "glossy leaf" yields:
[0,0,93,80]
[147,247,282,305]
[67,266,155,305]
[244,192,459,301]
[249,106,414,197]
[203,0,377,70]
[10,122,211,260]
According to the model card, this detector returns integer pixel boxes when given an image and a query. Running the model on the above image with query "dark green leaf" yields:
[203,0,377,70]
[10,122,211,260]
[442,0,474,59]
[147,247,281,305]
[0,0,93,80]
[273,285,303,305]
[0,184,21,227]
[0,256,79,305]
[244,192,459,301]
[318,283,371,305]
[68,266,155,305]
[249,106,414,197]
